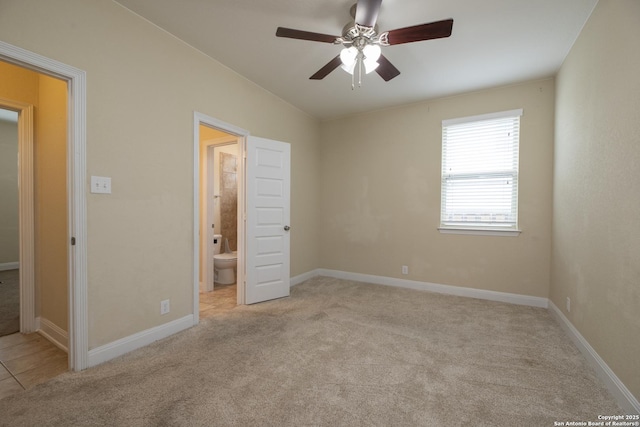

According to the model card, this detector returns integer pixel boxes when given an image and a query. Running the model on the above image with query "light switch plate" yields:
[91,176,111,194]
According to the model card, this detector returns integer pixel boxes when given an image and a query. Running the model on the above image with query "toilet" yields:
[213,234,237,285]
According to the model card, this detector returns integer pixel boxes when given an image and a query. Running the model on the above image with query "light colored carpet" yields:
[0,269,19,337]
[0,276,620,426]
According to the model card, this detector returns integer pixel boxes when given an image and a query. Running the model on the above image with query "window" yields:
[440,109,522,234]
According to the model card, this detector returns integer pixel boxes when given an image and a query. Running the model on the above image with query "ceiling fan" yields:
[276,0,453,88]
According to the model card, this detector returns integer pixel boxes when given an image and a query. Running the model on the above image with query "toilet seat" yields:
[213,252,237,261]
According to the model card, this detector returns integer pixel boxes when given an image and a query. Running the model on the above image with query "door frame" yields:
[0,98,35,333]
[0,41,88,371]
[193,112,247,324]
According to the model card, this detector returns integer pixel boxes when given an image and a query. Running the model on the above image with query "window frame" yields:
[439,109,523,237]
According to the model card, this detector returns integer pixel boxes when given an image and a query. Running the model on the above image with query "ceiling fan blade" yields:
[355,0,383,28]
[276,27,339,43]
[310,55,343,80]
[385,19,453,45]
[375,54,401,81]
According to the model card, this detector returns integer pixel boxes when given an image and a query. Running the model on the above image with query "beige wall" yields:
[0,62,37,268]
[0,61,39,104]
[0,118,19,265]
[552,0,640,401]
[0,0,320,348]
[200,126,228,142]
[0,61,68,333]
[320,79,555,298]
[35,74,68,331]
[0,0,635,407]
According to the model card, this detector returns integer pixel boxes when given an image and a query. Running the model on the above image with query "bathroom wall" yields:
[198,126,232,286]
[219,152,237,252]
[211,144,238,249]
[0,117,19,266]
[320,78,555,298]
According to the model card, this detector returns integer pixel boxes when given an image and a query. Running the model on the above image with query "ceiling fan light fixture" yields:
[341,44,380,75]
[363,44,381,61]
[362,44,381,74]
[340,46,358,74]
[363,59,379,74]
[276,0,454,86]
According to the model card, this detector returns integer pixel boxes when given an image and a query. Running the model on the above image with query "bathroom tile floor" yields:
[200,282,237,319]
[0,332,68,400]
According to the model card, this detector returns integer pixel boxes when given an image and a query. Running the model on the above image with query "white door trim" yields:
[193,113,248,324]
[0,41,88,371]
[0,98,35,333]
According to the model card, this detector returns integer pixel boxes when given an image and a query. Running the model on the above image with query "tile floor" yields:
[0,282,237,401]
[199,282,237,319]
[0,332,68,400]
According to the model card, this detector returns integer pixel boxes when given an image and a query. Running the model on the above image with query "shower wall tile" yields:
[220,152,237,251]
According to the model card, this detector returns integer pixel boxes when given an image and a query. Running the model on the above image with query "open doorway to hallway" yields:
[0,59,69,397]
[0,108,19,337]
[198,124,240,319]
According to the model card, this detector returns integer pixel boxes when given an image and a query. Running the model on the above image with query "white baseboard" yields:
[0,262,19,271]
[36,317,68,353]
[87,314,194,368]
[548,301,640,414]
[317,268,549,308]
[291,269,321,287]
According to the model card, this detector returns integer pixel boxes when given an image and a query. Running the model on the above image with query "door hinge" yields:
[71,237,76,246]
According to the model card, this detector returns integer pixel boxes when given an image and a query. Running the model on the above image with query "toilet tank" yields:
[213,234,222,255]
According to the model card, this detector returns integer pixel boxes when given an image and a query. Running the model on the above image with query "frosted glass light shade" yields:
[340,44,381,75]
[363,58,379,73]
[363,44,381,74]
[363,44,381,61]
[340,47,358,74]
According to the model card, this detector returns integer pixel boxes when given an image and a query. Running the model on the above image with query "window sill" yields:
[438,227,522,237]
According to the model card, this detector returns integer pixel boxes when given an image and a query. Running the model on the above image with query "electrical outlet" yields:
[402,265,409,275]
[160,299,170,315]
[566,297,571,313]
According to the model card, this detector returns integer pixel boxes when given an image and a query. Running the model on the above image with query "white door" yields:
[245,136,291,304]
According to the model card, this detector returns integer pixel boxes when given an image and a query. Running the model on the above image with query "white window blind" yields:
[441,109,522,230]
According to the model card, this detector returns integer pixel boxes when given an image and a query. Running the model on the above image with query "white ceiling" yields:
[114,0,597,120]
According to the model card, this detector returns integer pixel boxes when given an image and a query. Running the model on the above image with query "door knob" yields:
[284,225,290,231]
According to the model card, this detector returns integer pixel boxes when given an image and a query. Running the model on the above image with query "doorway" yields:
[0,64,69,393]
[0,62,68,346]
[0,40,88,371]
[198,126,240,318]
[193,112,292,324]
[0,108,19,337]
